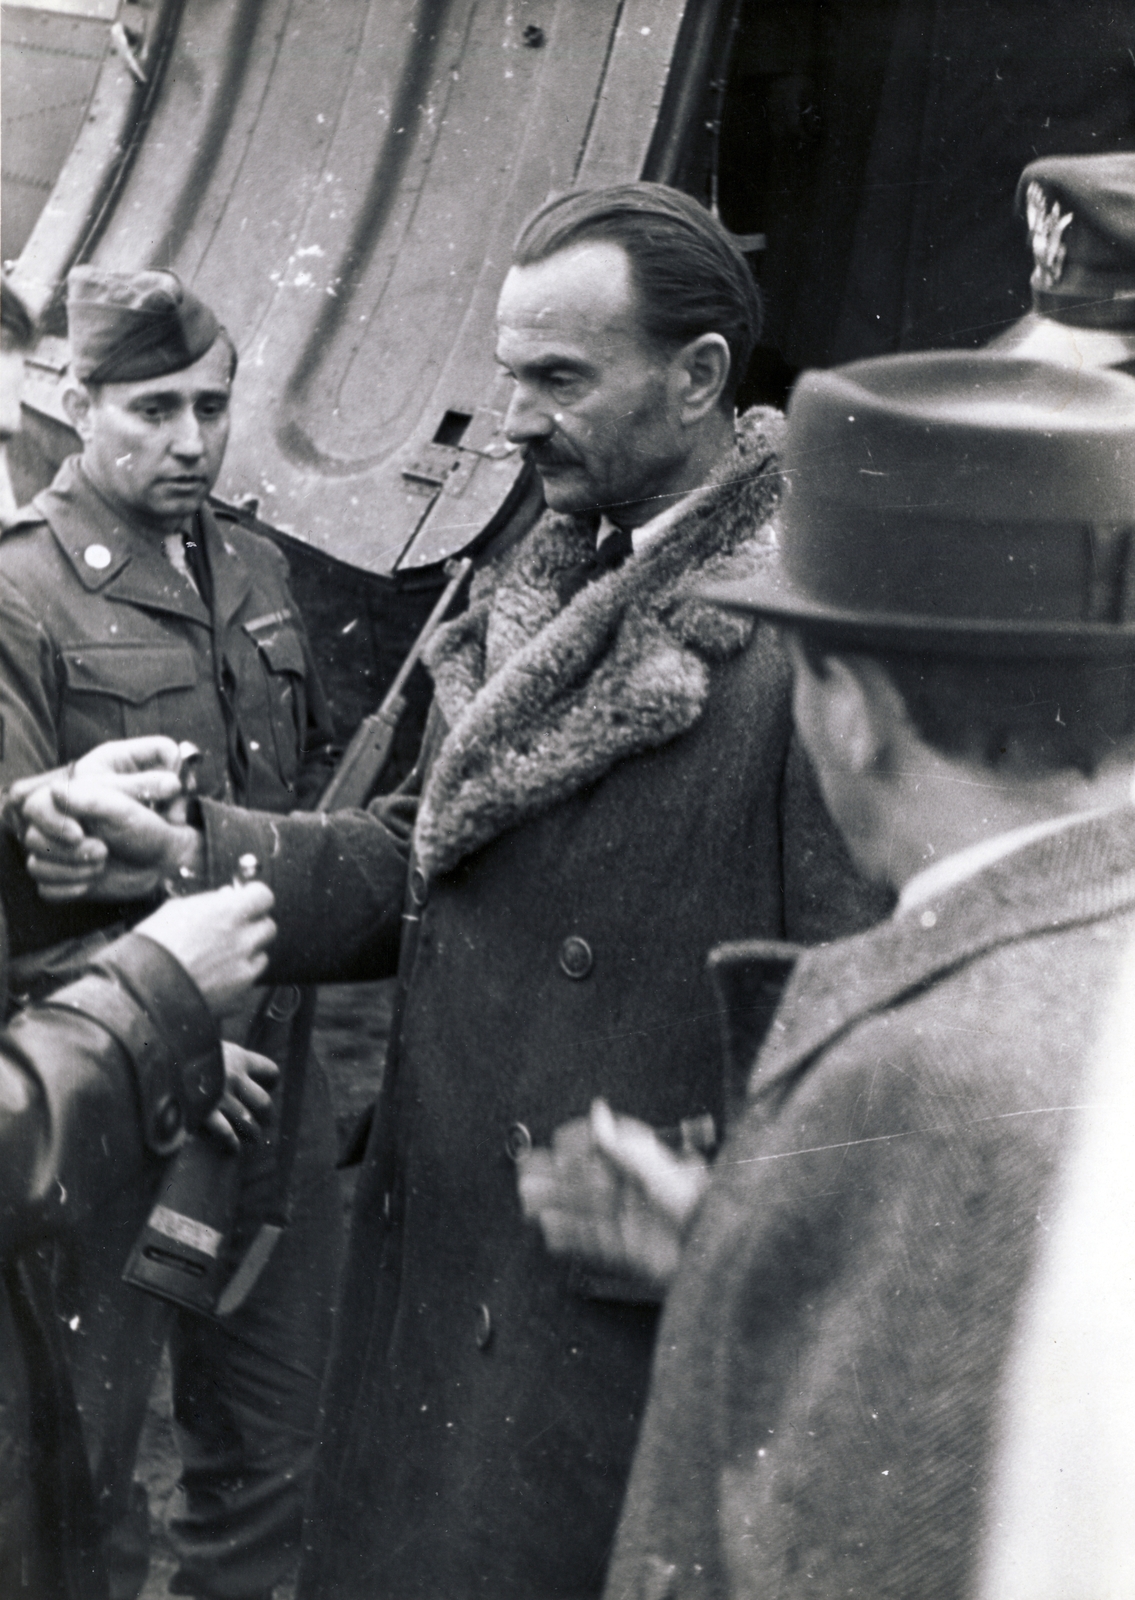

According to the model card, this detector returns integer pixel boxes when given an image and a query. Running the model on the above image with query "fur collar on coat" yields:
[415,407,784,881]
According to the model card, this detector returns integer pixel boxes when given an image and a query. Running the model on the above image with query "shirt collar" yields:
[596,485,706,556]
[897,811,1095,914]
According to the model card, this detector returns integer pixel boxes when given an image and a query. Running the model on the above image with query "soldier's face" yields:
[495,242,689,527]
[73,338,233,529]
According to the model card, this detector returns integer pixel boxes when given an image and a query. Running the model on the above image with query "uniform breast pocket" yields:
[60,641,198,755]
[243,622,307,790]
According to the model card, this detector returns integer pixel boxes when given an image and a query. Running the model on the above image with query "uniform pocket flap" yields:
[248,625,306,677]
[61,642,198,704]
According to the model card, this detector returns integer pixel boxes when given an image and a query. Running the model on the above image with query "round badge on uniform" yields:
[83,543,112,570]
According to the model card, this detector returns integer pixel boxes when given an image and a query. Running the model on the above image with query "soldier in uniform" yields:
[604,350,1135,1600]
[0,271,281,1600]
[12,183,888,1600]
[990,152,1135,366]
[0,267,341,1600]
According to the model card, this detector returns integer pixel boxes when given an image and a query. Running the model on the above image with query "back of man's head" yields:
[514,182,762,404]
[797,635,1135,779]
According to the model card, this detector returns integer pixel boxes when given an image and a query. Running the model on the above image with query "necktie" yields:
[558,523,635,606]
[594,522,635,572]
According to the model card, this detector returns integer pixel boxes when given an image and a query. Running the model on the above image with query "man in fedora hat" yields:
[0,266,341,1600]
[601,350,1135,1600]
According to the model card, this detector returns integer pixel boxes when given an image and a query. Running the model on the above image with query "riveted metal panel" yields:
[9,0,724,575]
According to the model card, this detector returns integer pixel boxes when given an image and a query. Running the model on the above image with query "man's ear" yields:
[830,654,915,777]
[672,332,731,423]
[787,638,905,778]
[61,382,93,440]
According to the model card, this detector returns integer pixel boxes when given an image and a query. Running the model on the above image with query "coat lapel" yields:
[754,806,1135,1102]
[414,408,784,880]
[37,457,210,627]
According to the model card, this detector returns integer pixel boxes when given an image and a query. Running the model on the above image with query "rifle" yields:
[123,556,475,1317]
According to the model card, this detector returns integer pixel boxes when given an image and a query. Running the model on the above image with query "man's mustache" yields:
[525,442,580,470]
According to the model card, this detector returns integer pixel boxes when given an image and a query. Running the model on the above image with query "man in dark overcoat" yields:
[604,350,1135,1600]
[0,267,342,1600]
[17,186,886,1598]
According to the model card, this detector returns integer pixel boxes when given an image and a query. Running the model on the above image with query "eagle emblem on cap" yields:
[1026,180,1074,288]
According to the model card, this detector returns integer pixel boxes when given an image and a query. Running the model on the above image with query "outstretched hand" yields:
[6,736,202,901]
[518,1099,710,1291]
[20,774,204,901]
[137,880,276,1018]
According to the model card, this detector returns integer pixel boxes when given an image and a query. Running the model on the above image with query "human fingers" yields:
[105,768,184,806]
[221,1041,278,1125]
[138,884,275,1017]
[204,1097,262,1152]
[19,786,91,849]
[589,1099,709,1223]
[72,735,183,776]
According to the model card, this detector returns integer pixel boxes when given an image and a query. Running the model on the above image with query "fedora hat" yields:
[703,351,1135,656]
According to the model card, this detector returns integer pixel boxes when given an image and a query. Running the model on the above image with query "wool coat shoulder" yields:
[198,412,888,1598]
[606,806,1135,1600]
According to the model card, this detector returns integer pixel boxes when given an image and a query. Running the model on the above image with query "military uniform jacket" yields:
[605,806,1135,1600]
[0,454,332,810]
[0,908,222,1600]
[193,411,889,1599]
[0,456,333,952]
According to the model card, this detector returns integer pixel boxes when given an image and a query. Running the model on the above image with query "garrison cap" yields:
[701,350,1135,656]
[67,266,220,384]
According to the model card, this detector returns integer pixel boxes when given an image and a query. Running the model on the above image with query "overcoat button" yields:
[83,543,112,570]
[474,1303,493,1350]
[154,1096,182,1143]
[505,1122,533,1162]
[409,867,428,907]
[558,936,593,979]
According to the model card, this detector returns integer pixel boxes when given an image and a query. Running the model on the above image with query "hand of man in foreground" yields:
[518,1098,710,1291]
[17,764,205,902]
[136,879,276,1013]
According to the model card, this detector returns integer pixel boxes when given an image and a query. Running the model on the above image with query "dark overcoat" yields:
[197,412,888,1598]
[605,806,1135,1600]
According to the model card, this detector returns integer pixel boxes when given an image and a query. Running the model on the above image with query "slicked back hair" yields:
[513,182,762,406]
[1,278,35,352]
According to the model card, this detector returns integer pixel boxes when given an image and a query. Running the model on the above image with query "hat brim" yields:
[699,572,1135,658]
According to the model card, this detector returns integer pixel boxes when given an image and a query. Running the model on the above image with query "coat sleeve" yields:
[0,927,223,1258]
[779,735,894,943]
[195,701,446,982]
[197,787,417,984]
